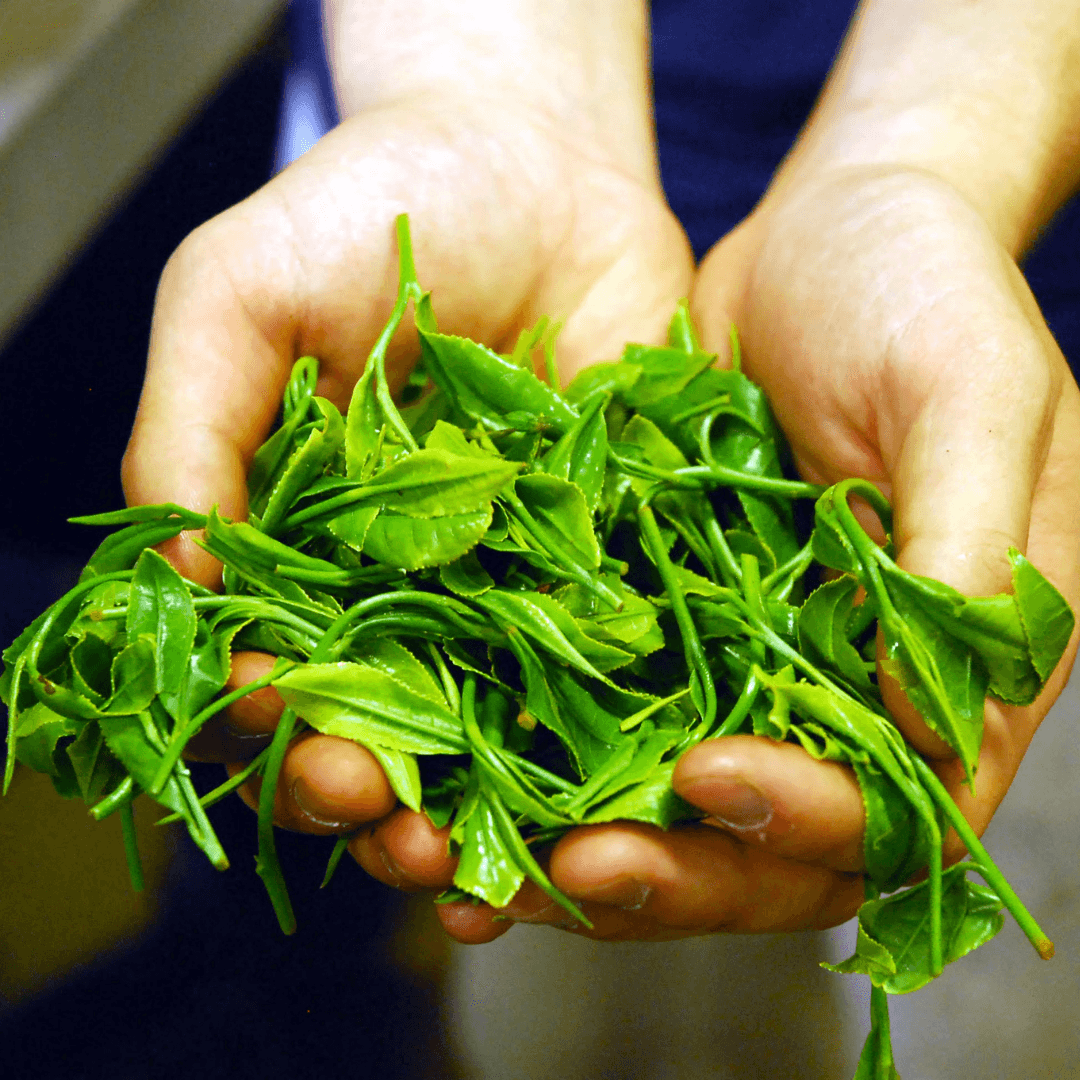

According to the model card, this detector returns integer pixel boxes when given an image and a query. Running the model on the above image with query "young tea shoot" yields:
[3,215,1073,1078]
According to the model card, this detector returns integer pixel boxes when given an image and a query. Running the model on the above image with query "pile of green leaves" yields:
[2,217,1073,1079]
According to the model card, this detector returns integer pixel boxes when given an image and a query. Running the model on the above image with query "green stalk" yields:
[149,660,294,795]
[868,984,897,1079]
[927,821,944,976]
[638,500,716,730]
[669,394,733,425]
[674,465,824,499]
[543,320,561,392]
[715,669,760,737]
[910,754,1054,960]
[761,539,814,595]
[255,705,300,935]
[120,800,145,892]
[155,747,271,825]
[702,512,743,587]
[740,553,771,671]
[90,775,135,821]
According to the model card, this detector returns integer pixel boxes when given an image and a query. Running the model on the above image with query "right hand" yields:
[122,4,693,850]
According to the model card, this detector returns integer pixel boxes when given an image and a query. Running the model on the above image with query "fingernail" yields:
[576,878,652,912]
[290,779,353,830]
[380,847,409,888]
[506,901,559,925]
[688,777,773,832]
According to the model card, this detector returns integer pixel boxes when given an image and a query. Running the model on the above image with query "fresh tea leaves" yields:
[2,214,1073,1080]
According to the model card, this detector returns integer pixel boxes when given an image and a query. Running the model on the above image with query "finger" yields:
[546,823,863,939]
[230,731,396,834]
[122,202,298,588]
[457,822,863,942]
[671,735,866,872]
[435,880,573,944]
[436,901,516,944]
[688,214,764,366]
[349,807,456,889]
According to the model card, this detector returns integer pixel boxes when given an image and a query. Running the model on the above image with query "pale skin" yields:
[124,0,1080,942]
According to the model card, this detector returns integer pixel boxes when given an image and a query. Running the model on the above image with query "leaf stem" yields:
[90,775,135,821]
[674,465,825,499]
[149,660,295,795]
[638,500,716,730]
[255,706,299,934]
[155,747,271,825]
[119,799,145,892]
[715,669,760,736]
[702,512,743,587]
[910,754,1054,960]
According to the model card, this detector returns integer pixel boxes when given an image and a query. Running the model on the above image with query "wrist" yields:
[323,0,657,186]
[762,0,1080,256]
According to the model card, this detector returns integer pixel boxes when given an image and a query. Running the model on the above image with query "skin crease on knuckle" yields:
[226,732,396,835]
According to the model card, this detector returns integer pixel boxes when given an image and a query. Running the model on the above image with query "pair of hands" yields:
[122,86,1080,942]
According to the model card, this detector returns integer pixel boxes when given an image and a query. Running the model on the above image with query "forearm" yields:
[323,0,656,184]
[770,0,1080,255]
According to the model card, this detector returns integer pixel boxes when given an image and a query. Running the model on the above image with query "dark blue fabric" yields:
[286,0,340,128]
[651,0,858,258]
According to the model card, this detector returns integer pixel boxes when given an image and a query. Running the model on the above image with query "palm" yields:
[125,102,691,570]
[693,166,1080,843]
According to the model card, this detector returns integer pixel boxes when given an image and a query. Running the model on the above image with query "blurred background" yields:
[1,2,1078,1078]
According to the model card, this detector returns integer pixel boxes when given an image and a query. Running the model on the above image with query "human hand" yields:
[419,0,1080,943]
[420,164,1080,946]
[122,2,695,877]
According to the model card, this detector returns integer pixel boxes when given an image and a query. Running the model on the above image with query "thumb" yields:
[121,206,300,588]
[877,271,1065,758]
[688,216,765,363]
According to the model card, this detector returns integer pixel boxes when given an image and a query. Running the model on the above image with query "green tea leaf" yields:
[127,549,197,699]
[14,702,82,792]
[331,448,520,519]
[350,638,447,708]
[825,866,1005,994]
[617,343,715,408]
[452,787,526,908]
[512,473,602,572]
[274,661,468,754]
[798,577,872,689]
[1011,547,1075,681]
[473,590,618,681]
[368,745,423,812]
[440,550,495,597]
[419,330,578,434]
[105,636,158,715]
[540,390,609,512]
[361,506,492,569]
[80,520,191,580]
[583,760,695,829]
[260,397,346,534]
